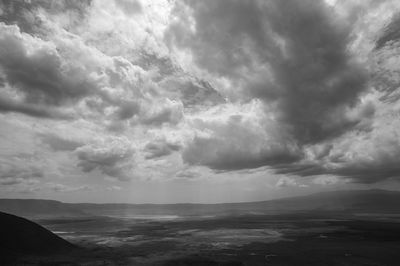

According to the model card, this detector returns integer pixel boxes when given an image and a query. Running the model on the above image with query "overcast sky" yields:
[1,0,400,203]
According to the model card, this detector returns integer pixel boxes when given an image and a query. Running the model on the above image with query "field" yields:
[8,211,400,266]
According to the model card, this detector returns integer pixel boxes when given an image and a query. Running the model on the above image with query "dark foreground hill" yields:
[0,211,76,257]
[1,189,400,218]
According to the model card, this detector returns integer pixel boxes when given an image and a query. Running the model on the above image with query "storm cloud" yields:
[168,0,369,144]
[168,0,396,183]
[2,0,400,200]
[182,112,302,171]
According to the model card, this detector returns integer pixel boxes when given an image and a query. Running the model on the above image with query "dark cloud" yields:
[158,75,225,109]
[136,53,177,78]
[39,133,83,151]
[134,53,225,108]
[167,0,369,144]
[0,0,92,34]
[375,13,400,50]
[0,24,96,106]
[0,0,41,34]
[166,0,268,78]
[176,78,225,108]
[274,134,400,184]
[371,14,400,103]
[258,0,368,143]
[182,116,302,171]
[276,161,400,184]
[166,0,388,180]
[183,136,301,171]
[0,97,73,119]
[144,139,181,159]
[274,163,326,177]
[75,141,134,180]
[0,178,23,186]
[116,101,140,120]
[327,143,400,183]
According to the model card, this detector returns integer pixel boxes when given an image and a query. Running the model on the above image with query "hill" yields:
[0,211,76,261]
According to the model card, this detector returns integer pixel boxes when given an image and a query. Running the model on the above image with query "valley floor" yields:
[4,212,400,266]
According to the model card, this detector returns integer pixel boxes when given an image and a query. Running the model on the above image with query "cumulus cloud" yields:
[0,97,73,119]
[276,177,298,188]
[167,0,369,144]
[275,113,400,184]
[324,129,400,183]
[144,139,181,159]
[167,0,400,185]
[0,23,98,103]
[115,101,141,120]
[371,13,400,103]
[183,135,301,171]
[312,176,341,186]
[375,13,400,50]
[140,99,184,126]
[39,133,83,151]
[182,108,302,171]
[159,76,225,109]
[75,138,134,180]
[0,23,101,119]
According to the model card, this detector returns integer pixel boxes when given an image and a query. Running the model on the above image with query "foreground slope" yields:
[0,211,76,256]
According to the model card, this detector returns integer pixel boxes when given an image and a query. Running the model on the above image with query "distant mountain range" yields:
[1,189,400,218]
[0,198,87,218]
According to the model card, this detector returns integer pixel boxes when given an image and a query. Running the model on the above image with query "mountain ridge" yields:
[1,189,399,218]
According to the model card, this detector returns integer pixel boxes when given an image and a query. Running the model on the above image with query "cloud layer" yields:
[1,0,400,200]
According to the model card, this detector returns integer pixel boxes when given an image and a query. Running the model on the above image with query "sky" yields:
[1,0,400,203]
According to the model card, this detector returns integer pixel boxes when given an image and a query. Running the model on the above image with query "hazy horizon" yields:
[1,188,397,205]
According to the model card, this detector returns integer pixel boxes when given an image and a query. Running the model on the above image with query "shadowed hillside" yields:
[0,211,76,263]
